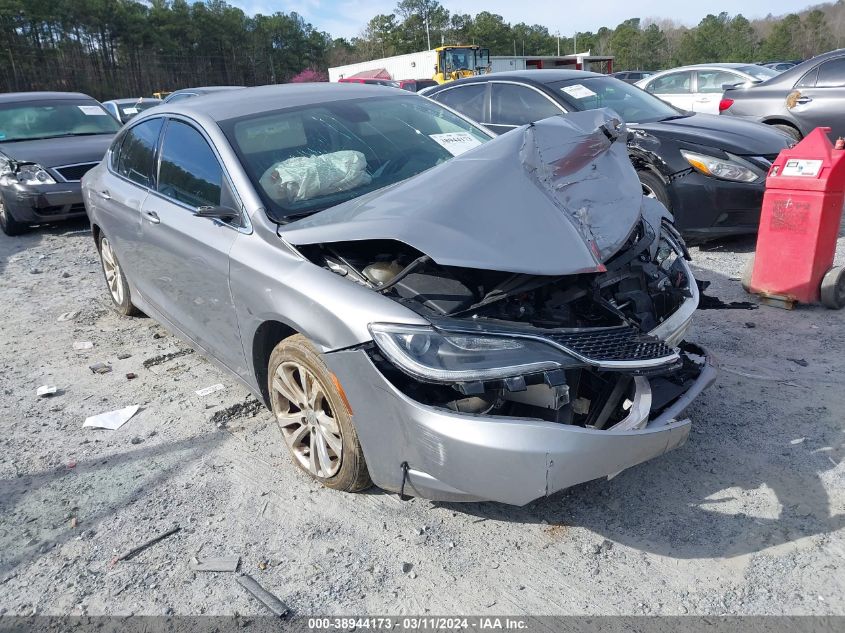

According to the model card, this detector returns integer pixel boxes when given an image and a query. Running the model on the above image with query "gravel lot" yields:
[0,218,843,617]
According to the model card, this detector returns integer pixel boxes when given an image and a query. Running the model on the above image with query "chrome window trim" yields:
[106,113,252,235]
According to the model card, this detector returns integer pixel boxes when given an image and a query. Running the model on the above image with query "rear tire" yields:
[268,334,371,493]
[0,198,27,236]
[97,233,140,316]
[771,123,802,142]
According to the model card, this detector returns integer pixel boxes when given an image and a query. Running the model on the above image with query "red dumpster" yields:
[745,127,845,309]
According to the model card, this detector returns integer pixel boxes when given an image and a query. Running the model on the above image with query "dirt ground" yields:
[0,218,843,617]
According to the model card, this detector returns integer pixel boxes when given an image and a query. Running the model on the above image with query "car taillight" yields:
[719,98,734,113]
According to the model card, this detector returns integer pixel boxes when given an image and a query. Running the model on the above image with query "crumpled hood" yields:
[632,113,792,156]
[280,109,644,276]
[0,134,113,168]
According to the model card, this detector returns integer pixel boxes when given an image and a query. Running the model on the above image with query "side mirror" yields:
[194,205,240,222]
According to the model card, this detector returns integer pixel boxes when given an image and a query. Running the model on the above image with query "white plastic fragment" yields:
[83,405,140,430]
[195,383,225,397]
[57,311,80,322]
[37,385,58,397]
[73,341,94,350]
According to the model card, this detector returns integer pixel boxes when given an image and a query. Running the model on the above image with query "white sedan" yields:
[636,63,779,114]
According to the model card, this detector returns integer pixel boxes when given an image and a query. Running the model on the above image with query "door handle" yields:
[796,96,813,104]
[96,189,111,200]
[144,210,160,224]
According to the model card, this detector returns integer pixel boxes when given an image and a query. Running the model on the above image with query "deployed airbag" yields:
[260,150,372,204]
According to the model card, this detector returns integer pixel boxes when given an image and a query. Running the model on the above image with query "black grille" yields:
[542,326,677,365]
[54,163,98,182]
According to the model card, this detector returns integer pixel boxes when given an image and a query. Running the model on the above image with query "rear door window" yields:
[157,120,223,208]
[115,117,164,187]
[432,84,487,122]
[814,58,845,88]
[696,70,744,93]
[491,83,563,125]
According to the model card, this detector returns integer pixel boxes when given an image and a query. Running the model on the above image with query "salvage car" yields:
[0,91,121,235]
[721,49,845,141]
[82,84,715,505]
[425,70,793,239]
[101,97,162,124]
[635,63,778,114]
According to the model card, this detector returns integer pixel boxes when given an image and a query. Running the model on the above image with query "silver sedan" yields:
[82,84,715,505]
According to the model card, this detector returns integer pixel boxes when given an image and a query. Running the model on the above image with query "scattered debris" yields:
[195,383,225,397]
[73,341,94,351]
[236,574,288,618]
[402,562,413,573]
[57,311,79,322]
[117,352,132,360]
[67,460,77,469]
[126,372,137,380]
[69,517,78,529]
[258,560,268,570]
[89,362,112,374]
[61,271,71,279]
[744,322,756,328]
[190,556,240,573]
[36,385,58,397]
[787,358,809,367]
[259,500,269,517]
[112,525,181,563]
[790,437,806,445]
[143,348,194,368]
[209,398,263,427]
[83,405,140,430]
[130,436,143,445]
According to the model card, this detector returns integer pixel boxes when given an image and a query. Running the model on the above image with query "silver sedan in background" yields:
[82,84,715,505]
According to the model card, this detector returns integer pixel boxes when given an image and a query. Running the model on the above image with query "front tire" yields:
[268,334,371,492]
[771,123,802,142]
[638,170,671,210]
[0,198,27,236]
[98,234,139,316]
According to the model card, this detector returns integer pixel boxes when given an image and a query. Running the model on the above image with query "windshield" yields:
[549,77,682,123]
[117,100,160,117]
[220,95,491,222]
[736,65,779,81]
[0,100,120,142]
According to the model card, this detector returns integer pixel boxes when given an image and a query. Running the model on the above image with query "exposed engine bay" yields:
[299,217,705,432]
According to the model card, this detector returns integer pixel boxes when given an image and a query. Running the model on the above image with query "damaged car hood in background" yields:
[280,109,644,276]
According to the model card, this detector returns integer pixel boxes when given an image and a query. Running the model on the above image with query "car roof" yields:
[104,98,161,104]
[431,69,604,89]
[158,83,418,121]
[651,63,761,73]
[170,86,245,94]
[0,91,96,103]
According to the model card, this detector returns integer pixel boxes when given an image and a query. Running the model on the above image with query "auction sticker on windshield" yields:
[78,105,107,116]
[560,84,597,99]
[430,132,483,156]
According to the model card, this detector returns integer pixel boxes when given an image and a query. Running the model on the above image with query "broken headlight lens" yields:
[369,323,575,383]
[680,150,759,183]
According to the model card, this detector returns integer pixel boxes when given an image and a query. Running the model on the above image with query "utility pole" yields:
[574,32,578,54]
[425,13,431,50]
[556,31,560,56]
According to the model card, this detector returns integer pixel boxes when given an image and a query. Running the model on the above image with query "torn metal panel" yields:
[280,109,644,276]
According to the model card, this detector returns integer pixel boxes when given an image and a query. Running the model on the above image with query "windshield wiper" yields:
[660,113,691,121]
[5,132,112,142]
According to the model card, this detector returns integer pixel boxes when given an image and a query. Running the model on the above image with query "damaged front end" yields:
[282,110,716,504]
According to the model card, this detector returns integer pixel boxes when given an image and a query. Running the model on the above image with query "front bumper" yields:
[324,346,717,506]
[0,182,87,225]
[668,171,765,238]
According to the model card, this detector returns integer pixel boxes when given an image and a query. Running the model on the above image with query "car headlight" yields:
[369,323,577,383]
[680,149,759,183]
[14,163,56,185]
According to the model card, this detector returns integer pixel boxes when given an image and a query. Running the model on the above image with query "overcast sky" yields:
[231,0,812,40]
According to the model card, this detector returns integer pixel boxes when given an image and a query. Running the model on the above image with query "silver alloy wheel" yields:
[0,198,6,221]
[642,183,657,198]
[100,237,125,305]
[272,361,343,478]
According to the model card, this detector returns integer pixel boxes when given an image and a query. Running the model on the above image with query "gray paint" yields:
[281,109,641,275]
[83,84,716,504]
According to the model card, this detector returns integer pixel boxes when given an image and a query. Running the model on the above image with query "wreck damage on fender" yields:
[279,110,717,505]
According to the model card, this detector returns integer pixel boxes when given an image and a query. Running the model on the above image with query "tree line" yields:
[1,0,843,100]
